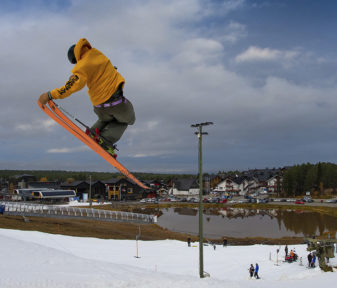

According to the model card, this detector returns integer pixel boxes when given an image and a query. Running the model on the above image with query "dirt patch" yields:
[0,215,195,241]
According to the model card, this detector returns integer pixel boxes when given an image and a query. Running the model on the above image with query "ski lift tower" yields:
[191,121,213,278]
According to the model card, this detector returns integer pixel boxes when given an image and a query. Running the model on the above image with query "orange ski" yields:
[38,100,149,189]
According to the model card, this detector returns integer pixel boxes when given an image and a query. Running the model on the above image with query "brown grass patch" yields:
[0,215,196,241]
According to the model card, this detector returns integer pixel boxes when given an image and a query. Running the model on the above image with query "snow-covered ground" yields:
[0,228,336,288]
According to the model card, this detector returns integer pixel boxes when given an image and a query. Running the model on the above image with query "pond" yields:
[156,207,337,239]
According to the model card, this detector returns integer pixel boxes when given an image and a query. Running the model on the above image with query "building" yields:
[15,174,37,189]
[214,175,259,196]
[169,178,199,196]
[104,178,144,201]
[212,168,284,196]
[89,181,106,199]
[266,175,282,194]
[60,181,90,200]
[214,177,245,196]
[104,178,120,200]
[119,178,144,201]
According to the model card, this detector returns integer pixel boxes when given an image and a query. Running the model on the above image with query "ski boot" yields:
[98,138,118,159]
[86,127,100,142]
[86,128,117,159]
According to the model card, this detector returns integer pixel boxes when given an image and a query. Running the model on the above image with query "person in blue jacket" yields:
[312,254,316,267]
[254,263,260,279]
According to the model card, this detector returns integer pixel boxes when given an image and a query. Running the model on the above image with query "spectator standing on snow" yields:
[187,237,191,247]
[254,263,260,279]
[308,253,313,267]
[285,245,288,256]
[223,238,228,247]
[312,254,316,267]
[249,264,254,278]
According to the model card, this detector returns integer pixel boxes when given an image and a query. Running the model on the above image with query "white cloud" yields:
[47,146,90,154]
[235,46,299,63]
[173,38,224,65]
[15,119,56,133]
[221,21,247,43]
[202,0,245,17]
[132,152,167,158]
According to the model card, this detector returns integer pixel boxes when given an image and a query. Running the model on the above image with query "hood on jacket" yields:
[74,38,92,62]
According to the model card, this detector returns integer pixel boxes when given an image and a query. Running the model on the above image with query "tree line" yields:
[2,162,337,196]
[0,169,195,183]
[282,162,337,196]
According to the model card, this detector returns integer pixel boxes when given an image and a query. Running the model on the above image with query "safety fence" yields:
[0,202,157,224]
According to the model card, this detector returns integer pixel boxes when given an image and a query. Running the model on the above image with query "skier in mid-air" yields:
[39,38,135,156]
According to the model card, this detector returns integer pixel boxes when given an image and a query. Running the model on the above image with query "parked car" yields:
[303,196,313,203]
[295,199,305,204]
[257,198,269,203]
[146,198,155,203]
[218,198,227,204]
[325,198,337,203]
[238,199,250,203]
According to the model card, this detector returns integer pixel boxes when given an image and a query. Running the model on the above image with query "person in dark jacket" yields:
[285,244,288,256]
[307,252,313,267]
[187,237,191,247]
[249,264,254,278]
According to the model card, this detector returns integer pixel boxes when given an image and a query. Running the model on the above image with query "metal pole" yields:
[135,226,141,258]
[198,126,204,279]
[89,175,92,207]
[191,122,213,279]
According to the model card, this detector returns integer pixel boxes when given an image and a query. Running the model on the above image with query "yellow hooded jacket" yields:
[50,38,125,106]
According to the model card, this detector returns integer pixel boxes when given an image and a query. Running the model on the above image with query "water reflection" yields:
[156,207,337,238]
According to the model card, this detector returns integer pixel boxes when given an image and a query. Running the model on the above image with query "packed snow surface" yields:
[0,228,336,287]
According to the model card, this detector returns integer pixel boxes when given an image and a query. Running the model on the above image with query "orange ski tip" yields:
[37,100,46,110]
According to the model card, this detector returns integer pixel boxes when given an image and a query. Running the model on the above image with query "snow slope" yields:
[0,228,335,288]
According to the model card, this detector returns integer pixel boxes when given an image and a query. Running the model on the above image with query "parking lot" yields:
[137,195,337,207]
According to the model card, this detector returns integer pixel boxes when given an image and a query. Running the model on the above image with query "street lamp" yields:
[191,121,213,278]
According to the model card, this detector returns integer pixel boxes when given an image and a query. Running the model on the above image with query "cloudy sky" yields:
[1,0,337,174]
